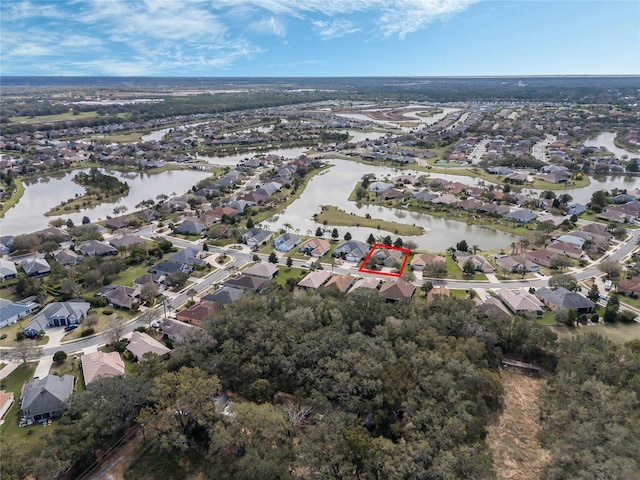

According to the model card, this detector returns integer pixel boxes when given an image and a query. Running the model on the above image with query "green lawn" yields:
[275,266,308,287]
[551,322,640,345]
[315,205,424,236]
[113,265,152,287]
[10,110,100,124]
[444,257,488,281]
[0,178,24,217]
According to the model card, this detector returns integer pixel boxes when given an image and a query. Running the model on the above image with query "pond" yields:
[1,169,212,236]
[584,132,639,160]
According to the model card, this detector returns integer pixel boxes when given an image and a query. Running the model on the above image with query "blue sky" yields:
[1,0,638,76]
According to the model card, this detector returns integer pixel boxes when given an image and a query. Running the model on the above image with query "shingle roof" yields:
[81,351,125,386]
[126,331,171,359]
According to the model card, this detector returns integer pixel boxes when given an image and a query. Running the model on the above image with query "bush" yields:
[113,340,128,353]
[122,350,136,362]
[15,331,24,342]
[103,308,113,315]
[591,313,600,323]
[134,326,148,333]
[80,328,95,337]
[53,351,67,363]
[0,334,7,340]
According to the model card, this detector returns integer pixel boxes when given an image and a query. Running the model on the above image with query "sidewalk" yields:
[0,360,21,380]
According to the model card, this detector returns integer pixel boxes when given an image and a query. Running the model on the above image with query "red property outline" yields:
[358,244,411,278]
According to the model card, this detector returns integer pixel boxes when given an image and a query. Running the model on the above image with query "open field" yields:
[551,322,640,344]
[9,110,101,124]
[486,369,551,480]
[315,205,424,236]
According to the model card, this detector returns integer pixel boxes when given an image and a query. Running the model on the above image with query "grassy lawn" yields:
[275,266,308,287]
[113,264,152,287]
[315,205,424,236]
[10,110,100,124]
[0,178,24,217]
[49,358,85,392]
[0,321,31,346]
[65,307,137,340]
[537,311,558,326]
[551,322,640,345]
[449,289,468,299]
[444,257,488,281]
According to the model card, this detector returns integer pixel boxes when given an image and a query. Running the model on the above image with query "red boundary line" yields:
[358,243,411,278]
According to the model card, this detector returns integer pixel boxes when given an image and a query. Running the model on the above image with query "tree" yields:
[66,218,75,228]
[49,218,65,228]
[7,340,40,367]
[550,254,572,271]
[246,217,254,229]
[421,281,434,294]
[344,232,352,241]
[286,256,293,268]
[404,240,418,251]
[423,260,447,278]
[107,316,126,345]
[331,228,339,241]
[587,283,600,303]
[549,273,579,291]
[138,367,221,452]
[462,259,475,276]
[598,260,623,279]
[589,190,608,209]
[456,240,469,252]
[382,235,392,246]
[53,351,68,363]
[82,215,91,225]
[268,252,279,264]
[366,233,376,246]
[315,227,324,237]
[604,294,620,323]
[393,237,404,248]
[167,271,189,288]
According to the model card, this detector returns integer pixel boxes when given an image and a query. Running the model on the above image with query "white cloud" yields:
[0,0,66,21]
[312,19,360,39]
[249,16,286,37]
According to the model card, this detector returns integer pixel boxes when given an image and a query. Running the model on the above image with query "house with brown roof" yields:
[81,351,125,386]
[298,270,332,289]
[547,240,584,260]
[411,253,446,271]
[243,263,279,279]
[324,273,355,293]
[379,278,416,302]
[618,276,640,296]
[126,331,171,360]
[176,300,215,326]
[495,255,540,274]
[524,249,557,268]
[426,286,450,301]
[298,237,331,257]
[497,288,544,317]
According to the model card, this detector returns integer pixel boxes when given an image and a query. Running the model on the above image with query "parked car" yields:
[23,328,39,339]
[64,325,78,333]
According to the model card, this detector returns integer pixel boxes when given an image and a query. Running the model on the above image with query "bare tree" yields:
[107,316,126,345]
[5,340,41,368]
[282,401,313,436]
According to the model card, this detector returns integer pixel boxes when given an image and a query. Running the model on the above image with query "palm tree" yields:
[283,223,293,233]
[472,244,480,255]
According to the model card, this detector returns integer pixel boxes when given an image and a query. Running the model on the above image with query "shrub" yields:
[134,326,148,333]
[80,328,95,337]
[122,350,136,362]
[53,351,67,363]
[15,332,24,342]
[103,308,113,315]
[591,313,600,323]
[0,334,7,340]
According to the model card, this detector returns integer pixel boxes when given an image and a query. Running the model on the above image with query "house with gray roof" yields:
[20,374,75,422]
[126,331,171,360]
[27,300,91,331]
[241,228,273,247]
[334,240,370,263]
[224,274,269,293]
[150,260,192,276]
[54,249,80,266]
[497,288,544,317]
[202,287,244,305]
[535,287,595,314]
[0,258,17,282]
[273,232,301,252]
[167,248,205,266]
[78,240,118,257]
[504,209,537,223]
[243,263,278,279]
[159,318,199,342]
[21,258,51,277]
[175,218,207,235]
[0,299,40,329]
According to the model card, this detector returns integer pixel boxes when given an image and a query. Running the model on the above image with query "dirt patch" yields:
[486,370,551,480]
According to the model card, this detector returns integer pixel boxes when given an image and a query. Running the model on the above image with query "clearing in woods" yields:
[486,369,551,480]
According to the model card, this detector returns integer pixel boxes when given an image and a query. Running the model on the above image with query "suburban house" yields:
[454,252,494,273]
[371,248,404,268]
[20,375,75,422]
[78,240,118,257]
[273,233,301,252]
[410,253,446,271]
[28,301,91,331]
[126,331,171,360]
[334,240,370,263]
[567,203,587,216]
[426,286,451,302]
[503,209,537,223]
[224,274,270,293]
[324,273,356,293]
[176,217,207,235]
[54,249,80,266]
[535,287,595,314]
[0,299,40,329]
[201,287,244,305]
[134,272,167,291]
[81,351,125,386]
[495,255,540,274]
[242,228,273,247]
[297,270,332,290]
[243,263,278,279]
[497,288,544,317]
[97,285,139,310]
[176,300,216,326]
[524,249,557,269]
[0,390,14,423]
[348,277,380,293]
[618,276,640,296]
[21,258,51,277]
[298,237,331,257]
[159,318,198,342]
[379,278,416,302]
[167,248,206,267]
[547,240,584,260]
[150,260,192,276]
[476,297,512,320]
[109,235,146,250]
[0,259,18,281]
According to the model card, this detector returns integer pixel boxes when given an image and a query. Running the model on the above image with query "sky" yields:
[1,0,639,77]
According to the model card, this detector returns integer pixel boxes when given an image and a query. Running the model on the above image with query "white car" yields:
[150,320,161,328]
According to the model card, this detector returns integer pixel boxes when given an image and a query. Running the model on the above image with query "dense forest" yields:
[3,289,638,479]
